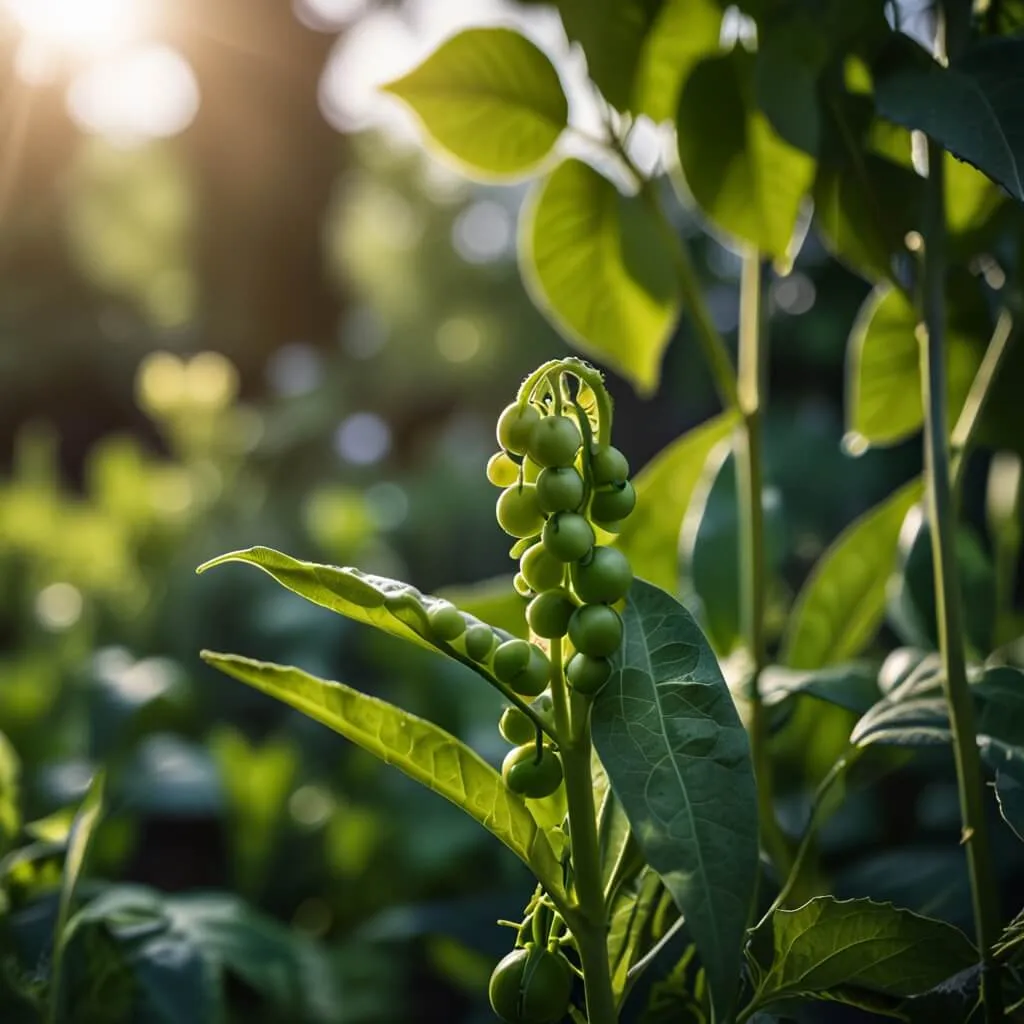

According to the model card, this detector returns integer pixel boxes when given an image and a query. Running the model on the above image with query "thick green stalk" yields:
[550,636,617,1024]
[736,251,791,882]
[921,137,1003,1021]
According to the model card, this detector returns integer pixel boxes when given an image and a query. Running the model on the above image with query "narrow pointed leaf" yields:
[677,50,815,260]
[197,547,517,683]
[752,897,977,1010]
[50,770,106,1023]
[591,580,757,1022]
[201,653,565,900]
[615,411,738,594]
[759,663,881,714]
[381,28,567,179]
[875,37,1024,202]
[521,159,681,396]
[783,477,923,670]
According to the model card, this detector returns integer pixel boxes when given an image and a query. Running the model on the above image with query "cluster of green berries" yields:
[484,397,635,809]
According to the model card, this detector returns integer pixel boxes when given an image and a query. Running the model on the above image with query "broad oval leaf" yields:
[752,896,977,1010]
[875,37,1024,203]
[197,547,518,686]
[591,579,758,1022]
[676,49,816,260]
[847,284,984,448]
[520,159,681,396]
[556,0,665,112]
[615,411,738,594]
[381,28,568,179]
[201,653,565,901]
[782,477,923,670]
[633,0,723,122]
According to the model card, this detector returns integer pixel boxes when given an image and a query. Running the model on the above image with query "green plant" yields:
[195,2,1024,1022]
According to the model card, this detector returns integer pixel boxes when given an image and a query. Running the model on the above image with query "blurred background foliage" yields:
[0,1,1015,1022]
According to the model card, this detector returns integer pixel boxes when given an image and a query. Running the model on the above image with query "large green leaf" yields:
[875,37,1024,203]
[520,159,680,396]
[556,0,664,112]
[850,697,953,749]
[676,49,815,260]
[50,770,106,1024]
[615,411,738,594]
[813,152,921,282]
[201,653,565,900]
[381,28,568,179]
[981,739,1024,842]
[783,478,923,670]
[197,547,517,684]
[591,580,758,1022]
[847,284,985,447]
[751,897,977,1012]
[633,0,722,122]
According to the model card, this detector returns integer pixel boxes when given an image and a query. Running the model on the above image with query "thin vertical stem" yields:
[736,250,790,881]
[921,136,1003,1022]
[550,636,618,1024]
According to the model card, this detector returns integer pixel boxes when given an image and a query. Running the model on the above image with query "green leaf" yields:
[556,0,664,112]
[520,159,680,396]
[50,770,106,1024]
[813,152,921,282]
[850,696,953,749]
[201,653,565,901]
[607,867,662,999]
[875,37,1024,203]
[615,411,738,594]
[676,49,816,260]
[759,663,881,715]
[755,23,825,157]
[633,0,723,122]
[437,575,527,638]
[197,547,517,685]
[0,730,19,854]
[380,28,568,179]
[981,740,1024,842]
[752,897,977,1011]
[847,283,985,447]
[783,477,923,670]
[591,580,758,1022]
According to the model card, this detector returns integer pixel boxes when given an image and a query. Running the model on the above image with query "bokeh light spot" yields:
[437,316,483,363]
[365,482,409,531]
[35,582,84,631]
[335,413,391,465]
[452,200,512,264]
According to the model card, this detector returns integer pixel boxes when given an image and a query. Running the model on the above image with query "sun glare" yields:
[4,0,145,57]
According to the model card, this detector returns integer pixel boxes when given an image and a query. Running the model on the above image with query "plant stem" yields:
[550,637,618,1024]
[736,249,791,882]
[921,136,1003,1022]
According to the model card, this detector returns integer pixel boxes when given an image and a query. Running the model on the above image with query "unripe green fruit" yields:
[502,744,563,799]
[514,573,532,597]
[497,484,544,538]
[488,946,573,1024]
[520,543,565,593]
[542,512,594,562]
[522,458,542,483]
[536,466,584,515]
[464,624,495,661]
[497,404,541,456]
[493,639,532,683]
[566,653,612,695]
[528,415,582,469]
[498,706,535,746]
[487,452,520,488]
[427,602,466,641]
[568,604,623,657]
[571,546,633,604]
[589,481,636,525]
[589,444,629,485]
[527,589,576,639]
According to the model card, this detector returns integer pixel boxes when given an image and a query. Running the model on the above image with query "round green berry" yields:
[527,589,576,639]
[589,481,636,525]
[589,444,629,485]
[498,706,535,746]
[427,602,466,642]
[566,653,612,695]
[568,604,623,657]
[520,543,565,593]
[542,512,594,563]
[497,404,541,456]
[496,484,544,538]
[464,624,495,661]
[528,415,582,469]
[571,546,633,604]
[536,466,584,515]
